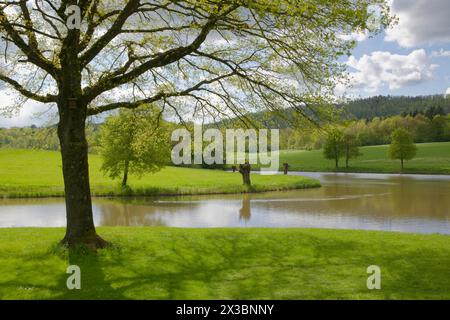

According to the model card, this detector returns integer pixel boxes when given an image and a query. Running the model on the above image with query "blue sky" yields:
[1,0,450,127]
[346,34,450,97]
[349,38,450,96]
[342,0,450,98]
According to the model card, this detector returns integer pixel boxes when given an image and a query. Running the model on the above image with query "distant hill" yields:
[344,95,450,120]
[212,95,450,128]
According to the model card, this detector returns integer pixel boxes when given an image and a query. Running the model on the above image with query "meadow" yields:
[279,142,450,174]
[0,148,319,198]
[0,227,448,300]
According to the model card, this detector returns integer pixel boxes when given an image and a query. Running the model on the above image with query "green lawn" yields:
[0,227,448,300]
[279,142,450,174]
[0,148,319,198]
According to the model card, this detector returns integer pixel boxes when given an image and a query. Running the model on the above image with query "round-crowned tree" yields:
[100,105,171,189]
[389,128,417,172]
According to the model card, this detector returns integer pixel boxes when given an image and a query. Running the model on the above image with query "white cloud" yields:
[346,49,438,93]
[338,31,369,42]
[446,87,450,96]
[0,90,54,128]
[431,49,450,57]
[385,0,450,47]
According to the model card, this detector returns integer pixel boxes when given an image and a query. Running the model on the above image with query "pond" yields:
[0,172,449,234]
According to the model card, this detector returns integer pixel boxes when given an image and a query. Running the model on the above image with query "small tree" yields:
[343,132,362,168]
[388,128,417,172]
[100,106,170,187]
[323,128,345,169]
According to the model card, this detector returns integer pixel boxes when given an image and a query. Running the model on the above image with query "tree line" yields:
[280,112,450,150]
[344,95,450,120]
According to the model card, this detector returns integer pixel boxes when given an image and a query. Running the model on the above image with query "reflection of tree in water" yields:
[239,195,251,222]
[97,201,166,226]
[95,198,206,226]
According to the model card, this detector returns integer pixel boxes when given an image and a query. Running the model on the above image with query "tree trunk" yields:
[57,101,108,250]
[239,163,251,186]
[122,160,129,187]
[283,163,289,175]
[401,158,404,172]
[335,157,339,169]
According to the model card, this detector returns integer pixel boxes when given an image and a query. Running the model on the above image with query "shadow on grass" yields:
[47,233,367,299]
[36,231,450,300]
[52,246,125,300]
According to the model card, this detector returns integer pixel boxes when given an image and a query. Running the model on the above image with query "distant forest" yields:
[1,95,450,151]
[344,95,450,120]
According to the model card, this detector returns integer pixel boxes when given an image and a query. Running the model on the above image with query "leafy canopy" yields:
[100,105,171,183]
[0,0,393,125]
[323,127,345,161]
[388,128,417,162]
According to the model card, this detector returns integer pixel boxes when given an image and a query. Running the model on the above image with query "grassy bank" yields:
[279,142,450,174]
[0,149,319,198]
[0,227,448,300]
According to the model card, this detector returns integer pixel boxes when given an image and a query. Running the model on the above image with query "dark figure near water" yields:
[283,163,289,175]
[239,162,251,186]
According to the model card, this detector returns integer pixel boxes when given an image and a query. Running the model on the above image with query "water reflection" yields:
[0,172,449,234]
[239,195,251,222]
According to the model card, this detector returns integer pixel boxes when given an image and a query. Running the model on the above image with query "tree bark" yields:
[57,100,108,249]
[401,158,404,172]
[239,163,251,186]
[122,160,129,187]
[335,157,339,169]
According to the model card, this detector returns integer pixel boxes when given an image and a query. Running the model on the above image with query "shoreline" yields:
[0,177,321,200]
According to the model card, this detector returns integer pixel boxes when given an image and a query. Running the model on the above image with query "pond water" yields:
[1,172,449,234]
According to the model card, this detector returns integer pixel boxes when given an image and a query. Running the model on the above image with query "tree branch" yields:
[0,8,58,77]
[0,73,57,103]
[87,72,237,116]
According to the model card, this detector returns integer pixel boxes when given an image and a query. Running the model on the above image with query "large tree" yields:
[0,0,392,248]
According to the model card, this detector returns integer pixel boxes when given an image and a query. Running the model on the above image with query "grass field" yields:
[0,148,319,198]
[279,142,450,174]
[0,227,448,300]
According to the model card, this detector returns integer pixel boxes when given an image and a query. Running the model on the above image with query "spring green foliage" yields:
[343,131,362,168]
[276,142,450,174]
[100,106,171,187]
[281,113,450,150]
[388,128,417,171]
[322,127,361,169]
[323,128,345,168]
[0,227,448,299]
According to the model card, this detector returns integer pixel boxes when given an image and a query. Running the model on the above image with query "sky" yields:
[1,0,450,128]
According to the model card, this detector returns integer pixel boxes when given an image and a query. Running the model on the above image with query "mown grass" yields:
[0,227,448,300]
[0,148,319,198]
[279,142,450,174]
